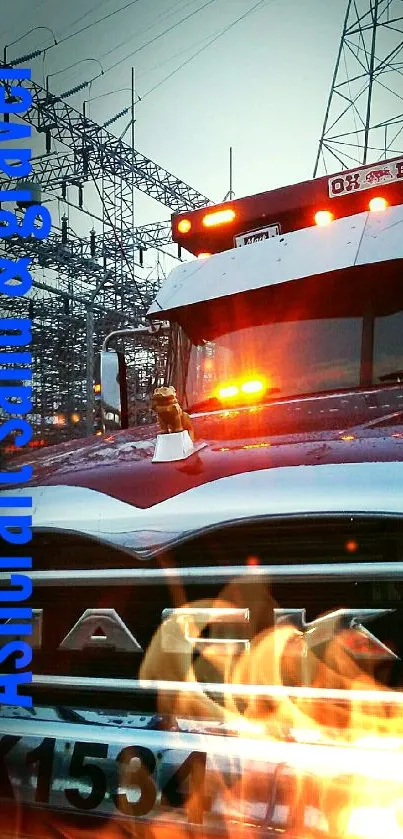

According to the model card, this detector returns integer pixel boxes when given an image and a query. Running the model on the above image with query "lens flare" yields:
[346,806,403,839]
[345,539,358,553]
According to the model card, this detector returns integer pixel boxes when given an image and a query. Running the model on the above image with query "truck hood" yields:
[3,386,403,551]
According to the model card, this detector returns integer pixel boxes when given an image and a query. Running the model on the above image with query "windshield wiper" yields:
[189,396,221,413]
[189,388,280,413]
[378,370,403,383]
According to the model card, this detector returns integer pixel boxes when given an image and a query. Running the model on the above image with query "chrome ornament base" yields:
[152,431,205,463]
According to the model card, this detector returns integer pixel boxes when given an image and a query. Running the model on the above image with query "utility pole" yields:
[229,147,234,199]
[223,146,235,201]
[131,66,135,235]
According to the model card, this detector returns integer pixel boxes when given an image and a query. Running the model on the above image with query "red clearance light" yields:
[178,218,192,233]
[197,252,211,259]
[315,210,334,227]
[369,196,388,212]
[202,208,236,228]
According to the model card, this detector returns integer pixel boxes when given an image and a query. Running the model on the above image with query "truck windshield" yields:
[179,307,403,412]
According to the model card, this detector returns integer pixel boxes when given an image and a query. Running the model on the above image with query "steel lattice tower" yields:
[0,59,211,444]
[314,0,403,176]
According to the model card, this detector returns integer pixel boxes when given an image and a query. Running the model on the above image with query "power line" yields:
[140,0,271,100]
[46,0,143,50]
[100,0,204,63]
[0,0,49,37]
[102,0,217,77]
[116,0,271,138]
[136,30,217,80]
[58,0,114,38]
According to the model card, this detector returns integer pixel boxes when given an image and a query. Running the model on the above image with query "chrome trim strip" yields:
[32,675,403,704]
[8,561,403,586]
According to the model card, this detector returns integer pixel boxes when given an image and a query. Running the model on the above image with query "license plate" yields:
[235,224,281,247]
[2,721,403,834]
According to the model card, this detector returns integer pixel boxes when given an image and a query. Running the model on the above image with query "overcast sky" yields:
[2,0,347,226]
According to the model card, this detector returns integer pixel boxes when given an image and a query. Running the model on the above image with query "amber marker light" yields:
[369,196,388,212]
[218,384,239,399]
[177,218,191,233]
[241,379,265,395]
[202,208,236,227]
[314,210,334,226]
[197,252,211,259]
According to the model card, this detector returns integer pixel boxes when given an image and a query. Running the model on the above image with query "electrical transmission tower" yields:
[314,0,403,175]
[0,60,211,445]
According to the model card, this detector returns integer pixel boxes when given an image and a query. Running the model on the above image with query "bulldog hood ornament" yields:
[151,386,205,463]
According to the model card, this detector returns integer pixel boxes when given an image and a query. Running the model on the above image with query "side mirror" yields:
[99,350,128,432]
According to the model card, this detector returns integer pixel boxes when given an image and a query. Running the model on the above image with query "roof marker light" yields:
[315,210,334,226]
[202,208,236,228]
[197,252,211,259]
[369,196,388,212]
[178,218,191,233]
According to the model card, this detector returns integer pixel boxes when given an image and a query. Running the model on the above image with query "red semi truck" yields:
[1,155,403,839]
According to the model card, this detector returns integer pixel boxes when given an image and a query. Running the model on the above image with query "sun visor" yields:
[148,204,403,320]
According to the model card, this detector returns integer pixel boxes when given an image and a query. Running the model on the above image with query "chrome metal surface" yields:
[99,349,124,432]
[8,562,403,587]
[102,326,155,352]
[28,676,403,702]
[59,608,144,652]
[161,608,250,654]
[3,462,403,550]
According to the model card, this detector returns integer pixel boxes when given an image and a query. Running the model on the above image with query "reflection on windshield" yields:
[374,310,403,382]
[183,311,403,411]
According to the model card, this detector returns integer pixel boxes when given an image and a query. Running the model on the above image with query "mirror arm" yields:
[102,323,169,352]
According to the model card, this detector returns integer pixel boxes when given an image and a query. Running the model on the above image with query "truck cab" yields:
[1,156,403,839]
